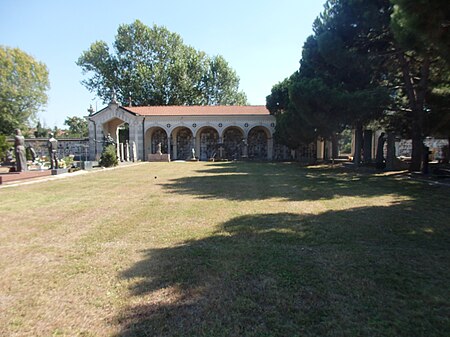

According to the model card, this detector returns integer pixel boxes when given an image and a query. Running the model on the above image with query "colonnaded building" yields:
[87,100,322,162]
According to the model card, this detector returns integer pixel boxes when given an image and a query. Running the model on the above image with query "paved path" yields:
[0,162,145,189]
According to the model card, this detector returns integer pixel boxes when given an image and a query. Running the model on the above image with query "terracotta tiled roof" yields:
[123,105,270,116]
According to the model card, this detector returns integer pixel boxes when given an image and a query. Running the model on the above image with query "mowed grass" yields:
[0,161,449,337]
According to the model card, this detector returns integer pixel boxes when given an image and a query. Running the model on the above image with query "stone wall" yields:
[396,138,449,160]
[8,138,90,160]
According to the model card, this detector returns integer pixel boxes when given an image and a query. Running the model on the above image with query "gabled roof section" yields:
[122,105,270,116]
[88,103,139,118]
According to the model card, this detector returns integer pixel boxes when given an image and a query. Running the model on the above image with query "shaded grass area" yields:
[0,162,449,336]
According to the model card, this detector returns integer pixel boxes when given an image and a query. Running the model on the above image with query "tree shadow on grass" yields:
[114,200,450,337]
[160,162,425,202]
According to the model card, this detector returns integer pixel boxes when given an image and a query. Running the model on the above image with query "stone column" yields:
[218,137,224,159]
[119,143,124,162]
[242,137,248,158]
[193,134,199,159]
[363,130,373,163]
[125,141,130,161]
[95,125,103,161]
[172,133,177,160]
[317,139,324,160]
[386,132,396,171]
[267,137,273,160]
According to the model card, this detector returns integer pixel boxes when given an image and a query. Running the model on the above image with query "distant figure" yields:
[157,142,162,155]
[241,138,248,157]
[47,132,59,169]
[27,145,37,162]
[14,129,27,172]
[104,133,116,147]
[5,147,14,164]
[191,148,196,160]
[125,140,130,161]
[376,132,386,170]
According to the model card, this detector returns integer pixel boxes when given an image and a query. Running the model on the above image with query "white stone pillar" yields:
[192,135,198,159]
[317,139,324,160]
[119,143,124,162]
[125,142,130,161]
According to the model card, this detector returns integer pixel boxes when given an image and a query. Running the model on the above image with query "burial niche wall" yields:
[174,127,193,160]
[148,128,168,154]
[198,127,219,160]
[223,127,244,160]
[248,127,268,160]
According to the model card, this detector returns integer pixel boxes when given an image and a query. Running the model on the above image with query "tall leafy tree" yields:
[77,20,247,106]
[267,73,318,147]
[64,116,88,137]
[269,0,449,170]
[34,121,48,138]
[391,0,450,64]
[0,46,50,135]
[389,0,450,170]
[268,0,391,163]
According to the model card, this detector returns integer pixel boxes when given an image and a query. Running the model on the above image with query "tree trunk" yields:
[422,144,429,174]
[397,51,430,172]
[331,134,339,160]
[410,134,423,172]
[353,124,363,167]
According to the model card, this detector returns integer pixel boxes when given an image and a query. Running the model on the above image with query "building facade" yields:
[87,102,283,161]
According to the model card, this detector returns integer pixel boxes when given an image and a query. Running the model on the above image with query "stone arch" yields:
[196,126,219,161]
[222,126,245,160]
[247,126,271,160]
[171,126,194,160]
[102,117,126,144]
[145,127,169,155]
[101,117,132,161]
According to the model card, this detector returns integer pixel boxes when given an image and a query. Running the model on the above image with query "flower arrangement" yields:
[58,158,66,169]
[34,156,50,170]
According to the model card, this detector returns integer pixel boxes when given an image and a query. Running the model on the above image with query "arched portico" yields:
[102,118,131,161]
[88,103,278,161]
[145,127,169,155]
[103,117,126,144]
[247,126,272,160]
[171,126,194,160]
[222,126,245,160]
[196,126,219,161]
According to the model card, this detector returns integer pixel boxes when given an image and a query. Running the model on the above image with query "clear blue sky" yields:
[0,0,325,128]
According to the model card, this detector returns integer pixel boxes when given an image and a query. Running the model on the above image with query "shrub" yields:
[99,145,118,167]
[63,155,74,168]
[0,135,10,161]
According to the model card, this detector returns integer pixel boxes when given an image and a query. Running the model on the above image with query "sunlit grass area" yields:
[0,162,449,336]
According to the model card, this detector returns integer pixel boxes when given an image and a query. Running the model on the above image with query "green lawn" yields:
[0,162,449,337]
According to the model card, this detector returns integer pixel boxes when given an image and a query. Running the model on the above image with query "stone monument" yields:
[47,133,59,170]
[376,132,386,170]
[14,129,27,172]
[157,142,162,155]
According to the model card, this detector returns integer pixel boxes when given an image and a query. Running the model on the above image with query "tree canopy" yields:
[64,116,88,137]
[0,46,50,135]
[267,0,450,170]
[391,0,450,63]
[77,20,247,106]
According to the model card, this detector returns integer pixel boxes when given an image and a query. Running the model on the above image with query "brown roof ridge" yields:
[122,105,270,116]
